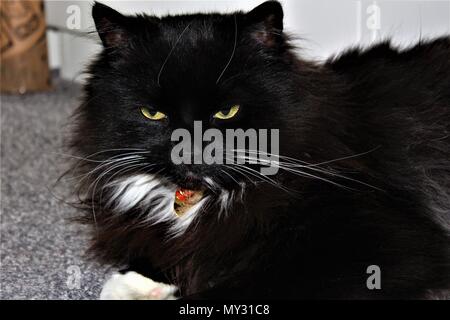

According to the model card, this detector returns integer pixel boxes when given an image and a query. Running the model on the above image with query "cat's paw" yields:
[99,271,178,300]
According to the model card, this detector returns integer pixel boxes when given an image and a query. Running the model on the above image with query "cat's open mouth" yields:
[174,188,205,217]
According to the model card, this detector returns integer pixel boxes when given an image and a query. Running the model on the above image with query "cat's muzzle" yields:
[174,188,205,217]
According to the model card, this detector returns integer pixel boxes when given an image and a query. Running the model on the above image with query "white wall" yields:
[285,0,450,60]
[44,0,450,81]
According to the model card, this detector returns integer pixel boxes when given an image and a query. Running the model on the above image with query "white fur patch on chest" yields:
[106,174,210,237]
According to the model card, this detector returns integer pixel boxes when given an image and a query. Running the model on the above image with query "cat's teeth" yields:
[174,188,204,217]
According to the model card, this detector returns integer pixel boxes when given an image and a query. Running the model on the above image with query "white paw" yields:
[99,271,178,300]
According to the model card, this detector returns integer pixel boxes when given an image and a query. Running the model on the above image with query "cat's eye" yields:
[140,107,167,120]
[213,105,240,120]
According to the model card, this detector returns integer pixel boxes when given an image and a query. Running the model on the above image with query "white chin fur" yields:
[105,174,210,237]
[104,173,243,237]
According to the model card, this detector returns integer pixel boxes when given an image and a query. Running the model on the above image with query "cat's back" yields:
[327,37,449,109]
[326,37,450,229]
[325,36,450,157]
[327,36,450,90]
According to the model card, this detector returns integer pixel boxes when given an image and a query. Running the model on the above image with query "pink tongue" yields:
[175,189,195,204]
[174,189,204,217]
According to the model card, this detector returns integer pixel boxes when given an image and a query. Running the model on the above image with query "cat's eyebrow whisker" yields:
[157,22,192,87]
[216,15,238,84]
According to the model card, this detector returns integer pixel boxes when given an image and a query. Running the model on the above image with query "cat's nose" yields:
[174,169,204,190]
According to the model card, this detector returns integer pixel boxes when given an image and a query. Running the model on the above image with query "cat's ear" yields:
[92,2,130,49]
[245,1,284,47]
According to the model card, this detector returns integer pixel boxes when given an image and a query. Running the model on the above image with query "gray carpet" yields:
[0,78,111,299]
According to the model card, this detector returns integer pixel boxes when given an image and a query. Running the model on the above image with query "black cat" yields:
[69,1,450,299]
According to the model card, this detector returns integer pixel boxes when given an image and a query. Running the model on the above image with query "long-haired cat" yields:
[69,1,450,299]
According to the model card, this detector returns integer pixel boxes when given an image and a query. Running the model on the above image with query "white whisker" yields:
[157,22,192,87]
[216,15,237,84]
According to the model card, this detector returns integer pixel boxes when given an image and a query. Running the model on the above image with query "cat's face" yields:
[73,1,301,224]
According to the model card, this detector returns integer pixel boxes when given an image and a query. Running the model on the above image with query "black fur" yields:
[69,1,450,299]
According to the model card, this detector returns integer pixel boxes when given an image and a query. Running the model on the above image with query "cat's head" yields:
[72,1,304,234]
